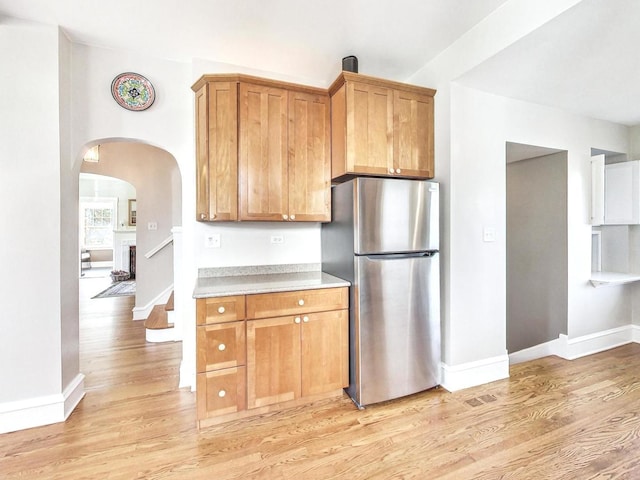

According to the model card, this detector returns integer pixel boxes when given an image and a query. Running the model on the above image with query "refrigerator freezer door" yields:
[353,252,440,406]
[355,177,439,254]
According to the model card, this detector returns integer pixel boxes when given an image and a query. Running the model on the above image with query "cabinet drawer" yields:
[246,287,348,319]
[196,367,246,420]
[197,295,246,325]
[197,321,246,372]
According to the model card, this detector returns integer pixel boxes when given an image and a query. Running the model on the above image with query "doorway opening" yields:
[506,142,568,357]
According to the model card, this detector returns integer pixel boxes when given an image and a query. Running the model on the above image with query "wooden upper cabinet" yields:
[192,74,330,222]
[346,81,393,176]
[394,89,434,178]
[288,91,331,222]
[330,72,436,182]
[239,83,288,221]
[194,81,238,222]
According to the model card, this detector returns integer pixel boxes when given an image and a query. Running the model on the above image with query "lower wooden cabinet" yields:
[301,309,348,396]
[196,366,246,420]
[196,286,348,428]
[247,316,302,409]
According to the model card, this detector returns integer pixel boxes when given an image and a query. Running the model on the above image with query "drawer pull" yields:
[389,168,394,174]
[303,316,309,323]
[282,214,288,220]
[218,389,226,398]
[217,306,226,314]
[290,214,296,221]
[218,343,226,351]
[294,317,301,324]
[396,168,401,174]
[298,299,305,306]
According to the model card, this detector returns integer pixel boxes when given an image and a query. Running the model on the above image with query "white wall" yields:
[0,19,71,430]
[403,1,631,388]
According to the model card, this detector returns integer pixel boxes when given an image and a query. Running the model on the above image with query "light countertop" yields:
[193,264,350,298]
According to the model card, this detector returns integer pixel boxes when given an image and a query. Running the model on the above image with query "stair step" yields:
[165,291,174,312]
[145,304,173,330]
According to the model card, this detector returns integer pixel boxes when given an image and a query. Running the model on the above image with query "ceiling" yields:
[459,0,640,126]
[1,0,638,126]
[0,0,508,85]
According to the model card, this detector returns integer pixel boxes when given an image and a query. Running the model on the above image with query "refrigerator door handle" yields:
[363,251,438,260]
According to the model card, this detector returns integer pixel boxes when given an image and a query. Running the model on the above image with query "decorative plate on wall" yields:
[111,72,156,111]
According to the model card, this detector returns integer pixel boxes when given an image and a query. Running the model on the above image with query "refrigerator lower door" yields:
[352,252,440,406]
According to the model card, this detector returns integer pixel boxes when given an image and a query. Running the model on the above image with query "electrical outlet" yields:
[270,235,284,245]
[205,233,221,248]
[147,222,158,231]
[483,227,496,242]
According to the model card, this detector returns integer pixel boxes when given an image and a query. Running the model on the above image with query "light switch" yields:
[270,235,284,244]
[147,222,158,231]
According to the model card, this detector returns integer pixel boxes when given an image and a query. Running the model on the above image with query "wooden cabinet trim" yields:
[329,71,436,97]
[192,74,327,96]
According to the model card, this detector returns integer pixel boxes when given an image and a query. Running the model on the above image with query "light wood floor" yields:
[2,282,640,478]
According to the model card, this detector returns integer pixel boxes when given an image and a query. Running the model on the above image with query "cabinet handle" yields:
[389,168,394,174]
[218,389,226,398]
[217,306,225,314]
[298,299,305,306]
[200,213,207,220]
[303,316,309,323]
[282,214,288,220]
[294,317,301,324]
[396,168,401,174]
[290,214,296,221]
[211,213,217,220]
[218,343,226,351]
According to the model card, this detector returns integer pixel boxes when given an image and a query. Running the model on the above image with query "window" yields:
[80,197,118,249]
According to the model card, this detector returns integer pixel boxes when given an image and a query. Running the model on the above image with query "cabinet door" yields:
[196,321,246,372]
[246,317,301,408]
[288,91,331,222]
[301,310,348,396]
[346,81,393,176]
[196,367,246,419]
[195,85,210,221]
[239,83,288,221]
[196,82,238,222]
[605,161,640,225]
[393,89,434,178]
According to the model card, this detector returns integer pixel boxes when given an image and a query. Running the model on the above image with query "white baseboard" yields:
[0,373,85,434]
[440,352,510,392]
[509,325,640,364]
[179,360,196,390]
[555,325,634,360]
[509,339,561,365]
[132,283,174,320]
[90,261,112,268]
[146,326,175,343]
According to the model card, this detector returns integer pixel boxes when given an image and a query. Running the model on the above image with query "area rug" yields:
[92,280,136,299]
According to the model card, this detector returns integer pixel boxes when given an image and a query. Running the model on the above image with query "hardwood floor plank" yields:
[4,276,640,478]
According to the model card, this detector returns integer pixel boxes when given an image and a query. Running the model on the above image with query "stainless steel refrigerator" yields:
[321,177,440,408]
